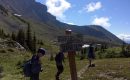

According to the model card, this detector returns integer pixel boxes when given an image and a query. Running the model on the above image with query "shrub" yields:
[0,50,6,53]
[96,51,104,59]
[7,48,14,52]
[96,47,123,58]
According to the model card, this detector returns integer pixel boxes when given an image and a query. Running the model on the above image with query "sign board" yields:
[58,36,83,43]
[58,35,83,52]
[60,43,82,52]
[58,36,74,43]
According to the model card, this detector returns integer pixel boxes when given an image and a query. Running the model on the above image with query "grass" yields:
[81,58,130,80]
[0,48,31,80]
[0,48,87,80]
[0,48,130,80]
[37,54,88,80]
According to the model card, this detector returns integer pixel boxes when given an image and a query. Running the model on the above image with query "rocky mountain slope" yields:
[0,0,123,44]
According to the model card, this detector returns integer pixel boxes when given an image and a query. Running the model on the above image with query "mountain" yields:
[126,41,130,44]
[0,0,123,45]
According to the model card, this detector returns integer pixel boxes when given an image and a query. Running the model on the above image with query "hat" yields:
[38,48,46,55]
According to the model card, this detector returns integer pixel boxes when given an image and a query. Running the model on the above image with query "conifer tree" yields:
[26,23,33,51]
[11,32,16,41]
[17,29,25,46]
[0,28,5,38]
[122,39,126,57]
[0,28,2,37]
[32,32,37,54]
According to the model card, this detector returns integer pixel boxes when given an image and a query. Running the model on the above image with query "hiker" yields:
[88,44,95,67]
[55,52,64,80]
[30,48,46,80]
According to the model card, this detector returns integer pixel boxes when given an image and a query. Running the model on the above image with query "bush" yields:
[0,50,6,53]
[105,51,116,58]
[122,51,130,57]
[7,48,14,52]
[96,51,104,59]
[96,47,123,58]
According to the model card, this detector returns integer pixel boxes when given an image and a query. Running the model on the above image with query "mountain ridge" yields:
[0,0,123,45]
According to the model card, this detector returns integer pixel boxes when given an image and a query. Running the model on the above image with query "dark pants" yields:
[56,65,64,80]
[30,73,39,80]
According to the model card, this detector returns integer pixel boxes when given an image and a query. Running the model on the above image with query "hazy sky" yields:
[36,0,130,41]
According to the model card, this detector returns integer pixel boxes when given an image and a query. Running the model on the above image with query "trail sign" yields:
[58,35,83,52]
[57,29,83,80]
[58,36,74,43]
[60,43,82,52]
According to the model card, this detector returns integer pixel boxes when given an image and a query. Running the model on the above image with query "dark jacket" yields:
[88,46,95,59]
[55,53,64,66]
[31,55,41,74]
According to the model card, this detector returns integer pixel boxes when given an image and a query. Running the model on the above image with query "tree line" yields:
[11,24,44,54]
[0,24,43,54]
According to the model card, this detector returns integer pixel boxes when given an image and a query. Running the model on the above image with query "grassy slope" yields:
[0,48,31,80]
[0,48,130,80]
[0,48,87,80]
[82,58,130,80]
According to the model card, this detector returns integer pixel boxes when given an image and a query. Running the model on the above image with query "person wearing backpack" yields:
[55,52,64,80]
[23,48,46,80]
[30,48,46,80]
[88,44,95,67]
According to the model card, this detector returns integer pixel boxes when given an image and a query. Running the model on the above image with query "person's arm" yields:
[62,54,65,63]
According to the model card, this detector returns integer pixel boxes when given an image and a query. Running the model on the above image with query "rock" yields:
[0,38,25,51]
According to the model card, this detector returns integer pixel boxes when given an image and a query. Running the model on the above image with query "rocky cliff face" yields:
[0,0,56,22]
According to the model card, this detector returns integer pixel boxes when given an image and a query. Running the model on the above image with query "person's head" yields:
[37,48,46,57]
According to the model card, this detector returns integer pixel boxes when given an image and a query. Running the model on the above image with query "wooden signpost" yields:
[58,29,83,80]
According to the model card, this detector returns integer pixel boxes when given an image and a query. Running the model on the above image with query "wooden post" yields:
[68,51,78,80]
[65,29,78,80]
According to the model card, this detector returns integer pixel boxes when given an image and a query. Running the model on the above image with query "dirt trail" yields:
[67,64,89,80]
[68,64,127,80]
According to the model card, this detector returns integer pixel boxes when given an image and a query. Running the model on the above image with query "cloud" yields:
[45,0,71,19]
[85,1,102,12]
[117,34,130,41]
[92,17,111,28]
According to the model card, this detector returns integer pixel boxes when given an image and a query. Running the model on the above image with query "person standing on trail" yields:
[88,44,95,67]
[30,48,46,80]
[55,52,64,80]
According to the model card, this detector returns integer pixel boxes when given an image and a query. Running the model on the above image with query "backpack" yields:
[23,60,32,77]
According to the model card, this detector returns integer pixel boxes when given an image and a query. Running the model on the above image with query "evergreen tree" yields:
[122,40,126,57]
[26,23,33,51]
[11,32,16,41]
[17,29,25,46]
[1,29,4,36]
[0,28,5,38]
[0,28,2,37]
[40,40,44,45]
[32,32,37,54]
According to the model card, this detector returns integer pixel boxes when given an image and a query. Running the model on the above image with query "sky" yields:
[36,0,130,42]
